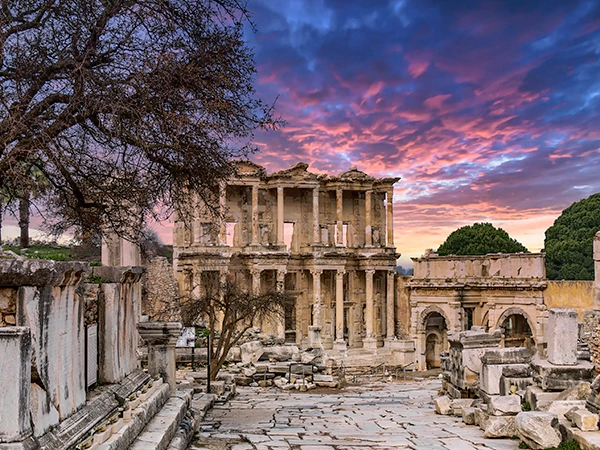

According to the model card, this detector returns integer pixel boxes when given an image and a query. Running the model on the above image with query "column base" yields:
[333,340,347,352]
[363,337,378,349]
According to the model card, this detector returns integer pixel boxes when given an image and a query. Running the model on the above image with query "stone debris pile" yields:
[435,307,600,450]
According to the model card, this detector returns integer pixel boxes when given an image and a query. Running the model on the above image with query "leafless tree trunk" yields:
[19,194,30,248]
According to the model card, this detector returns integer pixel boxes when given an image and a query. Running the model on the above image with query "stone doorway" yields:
[424,312,447,369]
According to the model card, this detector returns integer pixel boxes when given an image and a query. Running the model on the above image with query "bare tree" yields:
[0,0,281,240]
[180,280,288,381]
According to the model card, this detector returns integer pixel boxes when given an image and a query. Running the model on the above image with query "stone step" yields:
[95,380,171,450]
[128,389,194,450]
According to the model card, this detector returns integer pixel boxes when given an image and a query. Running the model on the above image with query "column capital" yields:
[365,269,376,276]
[276,269,287,280]
[336,268,346,277]
[310,268,323,277]
[250,267,262,276]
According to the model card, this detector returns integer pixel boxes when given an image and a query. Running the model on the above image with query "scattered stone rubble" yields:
[435,307,600,450]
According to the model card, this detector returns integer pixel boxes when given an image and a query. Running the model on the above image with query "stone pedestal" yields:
[531,357,594,391]
[0,327,32,443]
[137,322,182,394]
[363,337,378,349]
[548,308,578,366]
[333,339,347,352]
[307,326,323,349]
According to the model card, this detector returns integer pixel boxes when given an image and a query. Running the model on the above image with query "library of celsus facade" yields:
[173,161,400,351]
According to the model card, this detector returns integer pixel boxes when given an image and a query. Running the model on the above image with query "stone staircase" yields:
[29,370,219,450]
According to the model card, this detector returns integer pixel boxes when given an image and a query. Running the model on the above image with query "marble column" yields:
[276,269,287,339]
[364,269,377,349]
[251,184,259,245]
[336,188,344,246]
[219,184,227,245]
[386,270,395,340]
[277,186,284,245]
[313,187,320,244]
[365,190,372,247]
[309,269,323,348]
[334,269,347,351]
[251,268,261,296]
[386,188,394,247]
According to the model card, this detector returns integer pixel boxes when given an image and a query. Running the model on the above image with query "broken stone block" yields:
[263,345,299,362]
[234,376,253,386]
[547,308,578,366]
[515,412,562,450]
[451,398,475,416]
[488,395,522,416]
[565,408,599,431]
[475,407,490,429]
[545,400,587,419]
[240,341,264,365]
[462,407,476,425]
[532,357,594,390]
[526,385,560,411]
[30,383,60,437]
[483,416,516,438]
[481,364,504,395]
[555,382,592,401]
[434,395,452,415]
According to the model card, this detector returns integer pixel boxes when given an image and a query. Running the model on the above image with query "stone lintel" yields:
[0,260,87,287]
[481,347,533,365]
[88,266,145,284]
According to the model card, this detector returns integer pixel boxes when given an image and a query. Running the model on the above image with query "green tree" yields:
[437,222,529,256]
[0,0,280,240]
[544,193,600,280]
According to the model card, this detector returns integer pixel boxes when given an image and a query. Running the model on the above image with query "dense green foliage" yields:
[544,193,600,280]
[437,223,529,256]
[4,245,72,261]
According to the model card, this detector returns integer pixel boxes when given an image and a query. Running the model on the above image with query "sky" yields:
[4,0,600,267]
[235,0,600,266]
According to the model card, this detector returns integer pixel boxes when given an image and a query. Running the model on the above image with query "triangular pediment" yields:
[234,160,266,178]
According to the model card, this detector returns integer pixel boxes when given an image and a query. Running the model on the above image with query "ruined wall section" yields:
[142,256,180,321]
[544,280,593,320]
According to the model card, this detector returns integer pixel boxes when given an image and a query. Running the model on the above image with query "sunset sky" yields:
[235,0,600,266]
[4,1,600,267]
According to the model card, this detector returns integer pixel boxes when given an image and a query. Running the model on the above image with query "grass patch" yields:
[547,441,581,450]
[521,401,531,411]
[4,245,73,261]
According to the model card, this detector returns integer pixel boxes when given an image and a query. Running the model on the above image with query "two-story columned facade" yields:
[173,161,400,350]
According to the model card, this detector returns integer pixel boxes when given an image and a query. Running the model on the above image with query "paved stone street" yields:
[190,379,521,450]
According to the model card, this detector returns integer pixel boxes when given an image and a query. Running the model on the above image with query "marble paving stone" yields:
[189,380,524,450]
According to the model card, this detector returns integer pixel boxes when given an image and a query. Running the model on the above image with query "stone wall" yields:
[0,259,144,444]
[0,287,17,326]
[396,276,411,338]
[142,256,180,321]
[86,266,144,384]
[544,280,593,321]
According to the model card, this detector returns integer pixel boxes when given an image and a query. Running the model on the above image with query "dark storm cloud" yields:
[245,0,600,259]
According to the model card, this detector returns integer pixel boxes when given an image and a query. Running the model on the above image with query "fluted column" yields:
[219,184,227,245]
[313,187,320,244]
[277,186,284,245]
[336,188,343,246]
[364,269,377,349]
[334,269,347,350]
[251,184,259,245]
[386,188,394,247]
[386,270,395,339]
[365,190,372,247]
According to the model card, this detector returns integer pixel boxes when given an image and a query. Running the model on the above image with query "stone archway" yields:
[422,310,448,369]
[496,307,535,349]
